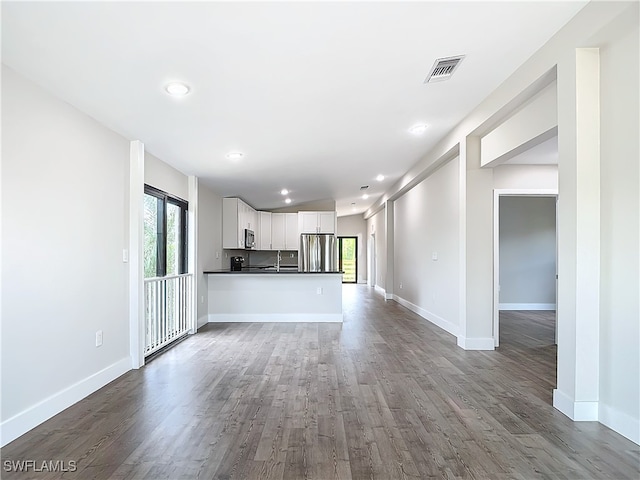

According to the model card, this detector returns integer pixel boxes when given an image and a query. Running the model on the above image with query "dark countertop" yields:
[205,266,342,274]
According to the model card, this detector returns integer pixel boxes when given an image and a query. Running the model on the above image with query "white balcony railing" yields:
[144,273,192,356]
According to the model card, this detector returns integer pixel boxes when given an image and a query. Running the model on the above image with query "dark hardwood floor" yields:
[2,286,638,479]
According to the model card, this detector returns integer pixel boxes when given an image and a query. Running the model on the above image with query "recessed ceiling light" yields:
[226,151,244,160]
[281,189,289,195]
[165,82,190,96]
[408,123,429,135]
[362,194,369,200]
[376,174,385,182]
[285,198,292,204]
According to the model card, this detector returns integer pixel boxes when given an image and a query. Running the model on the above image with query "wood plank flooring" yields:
[2,286,639,479]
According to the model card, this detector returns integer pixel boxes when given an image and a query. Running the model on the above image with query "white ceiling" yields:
[2,1,585,216]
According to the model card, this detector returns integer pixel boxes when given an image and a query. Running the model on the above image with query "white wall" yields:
[196,184,223,328]
[144,152,189,200]
[499,196,556,309]
[1,66,131,445]
[337,214,367,284]
[363,1,638,443]
[393,158,460,335]
[598,22,639,443]
[493,164,558,190]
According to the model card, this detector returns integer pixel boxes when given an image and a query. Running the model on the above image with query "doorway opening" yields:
[493,191,558,348]
[338,236,357,283]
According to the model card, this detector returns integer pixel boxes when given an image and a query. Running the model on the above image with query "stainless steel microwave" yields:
[244,229,256,250]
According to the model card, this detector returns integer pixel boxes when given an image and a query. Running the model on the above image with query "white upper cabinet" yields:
[271,213,285,250]
[285,213,299,250]
[259,211,272,250]
[298,211,336,234]
[222,197,257,249]
[299,212,319,234]
[318,212,336,233]
[223,198,306,251]
[271,213,298,250]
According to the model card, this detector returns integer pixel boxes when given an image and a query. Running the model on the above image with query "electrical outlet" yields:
[201,295,204,304]
[316,287,323,295]
[95,330,103,347]
[290,253,294,258]
[216,251,220,259]
[432,252,438,261]
[399,282,403,289]
[122,249,129,263]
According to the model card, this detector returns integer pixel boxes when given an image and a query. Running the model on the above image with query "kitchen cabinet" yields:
[222,197,257,249]
[271,212,298,250]
[224,197,300,251]
[271,213,285,250]
[258,211,272,250]
[298,211,336,234]
[285,213,299,250]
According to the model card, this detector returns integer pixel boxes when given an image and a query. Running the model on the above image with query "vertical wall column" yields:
[188,176,198,334]
[384,200,395,300]
[128,140,145,369]
[554,48,601,420]
[460,135,495,350]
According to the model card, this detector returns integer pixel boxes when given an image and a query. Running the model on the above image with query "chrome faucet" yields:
[276,250,282,272]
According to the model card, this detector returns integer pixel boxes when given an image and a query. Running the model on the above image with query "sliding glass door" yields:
[338,236,357,283]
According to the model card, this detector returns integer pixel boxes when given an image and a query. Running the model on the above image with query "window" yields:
[144,185,188,278]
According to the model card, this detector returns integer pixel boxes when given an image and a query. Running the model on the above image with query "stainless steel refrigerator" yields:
[299,234,338,272]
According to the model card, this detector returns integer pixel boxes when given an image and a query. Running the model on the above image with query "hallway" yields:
[2,286,638,479]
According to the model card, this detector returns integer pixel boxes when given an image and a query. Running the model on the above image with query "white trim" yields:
[374,285,386,297]
[499,303,556,310]
[493,188,558,347]
[208,313,343,323]
[129,140,145,369]
[599,403,640,445]
[0,358,131,447]
[384,293,394,300]
[553,389,599,421]
[393,295,459,337]
[456,336,495,350]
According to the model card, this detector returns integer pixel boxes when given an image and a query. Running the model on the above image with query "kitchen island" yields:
[205,269,343,322]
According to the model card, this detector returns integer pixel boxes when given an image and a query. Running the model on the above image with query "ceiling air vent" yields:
[424,55,465,83]
[360,185,369,190]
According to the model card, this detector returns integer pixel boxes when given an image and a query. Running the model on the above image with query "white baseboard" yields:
[374,285,386,297]
[599,403,640,445]
[0,357,131,447]
[499,303,556,310]
[208,313,343,323]
[392,295,459,337]
[552,389,599,421]
[456,336,495,350]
